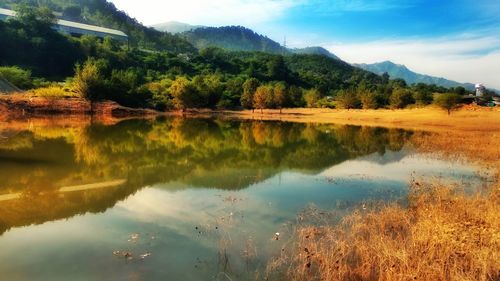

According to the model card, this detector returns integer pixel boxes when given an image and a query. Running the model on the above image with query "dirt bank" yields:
[0,94,156,120]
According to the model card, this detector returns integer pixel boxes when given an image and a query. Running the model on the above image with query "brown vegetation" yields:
[264,108,500,281]
[218,105,500,133]
[267,183,499,281]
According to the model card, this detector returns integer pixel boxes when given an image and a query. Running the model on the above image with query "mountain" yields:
[0,0,196,53]
[175,25,342,60]
[290,46,340,60]
[180,26,287,54]
[355,61,475,90]
[152,21,203,34]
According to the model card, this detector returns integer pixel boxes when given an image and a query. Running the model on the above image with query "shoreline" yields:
[1,95,499,133]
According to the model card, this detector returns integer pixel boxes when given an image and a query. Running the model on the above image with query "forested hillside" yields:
[182,26,286,54]
[1,1,481,111]
[179,25,341,60]
[0,0,195,53]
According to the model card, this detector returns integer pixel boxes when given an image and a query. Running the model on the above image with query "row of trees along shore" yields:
[1,4,497,114]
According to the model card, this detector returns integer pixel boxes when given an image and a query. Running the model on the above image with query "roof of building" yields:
[0,8,127,38]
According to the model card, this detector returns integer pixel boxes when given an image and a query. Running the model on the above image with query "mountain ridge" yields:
[354,61,476,90]
[153,23,342,60]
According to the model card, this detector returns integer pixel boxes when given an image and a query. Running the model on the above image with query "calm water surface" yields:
[0,118,484,281]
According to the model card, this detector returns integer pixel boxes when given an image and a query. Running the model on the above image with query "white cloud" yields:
[109,0,299,26]
[326,35,500,88]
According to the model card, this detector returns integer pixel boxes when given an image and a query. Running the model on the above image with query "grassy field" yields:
[218,106,500,133]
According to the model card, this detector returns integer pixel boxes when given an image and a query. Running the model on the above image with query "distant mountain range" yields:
[152,22,491,91]
[151,21,203,34]
[153,23,340,59]
[354,61,476,90]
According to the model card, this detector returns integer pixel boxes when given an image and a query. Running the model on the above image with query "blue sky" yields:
[109,0,500,88]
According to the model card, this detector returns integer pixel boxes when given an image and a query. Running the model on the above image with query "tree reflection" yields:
[0,118,413,234]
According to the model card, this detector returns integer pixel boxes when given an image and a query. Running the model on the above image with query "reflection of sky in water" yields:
[0,150,484,281]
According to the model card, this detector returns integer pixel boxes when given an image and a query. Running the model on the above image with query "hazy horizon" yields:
[108,0,500,89]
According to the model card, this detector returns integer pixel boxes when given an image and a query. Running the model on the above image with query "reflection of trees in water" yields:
[0,119,414,192]
[0,118,413,233]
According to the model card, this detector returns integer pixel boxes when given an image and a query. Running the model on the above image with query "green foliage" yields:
[273,82,289,109]
[0,66,33,89]
[253,85,274,111]
[73,58,104,101]
[304,89,321,108]
[413,91,434,105]
[412,83,434,105]
[336,89,361,109]
[183,26,285,54]
[359,92,379,109]
[289,85,305,107]
[434,93,463,115]
[241,78,259,109]
[0,0,473,112]
[170,76,198,110]
[389,88,415,109]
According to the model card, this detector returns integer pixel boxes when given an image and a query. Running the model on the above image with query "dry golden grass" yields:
[217,106,500,133]
[267,182,500,281]
[263,112,500,281]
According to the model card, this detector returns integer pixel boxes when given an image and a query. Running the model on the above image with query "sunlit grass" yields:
[267,182,500,281]
[266,125,500,281]
[30,85,79,99]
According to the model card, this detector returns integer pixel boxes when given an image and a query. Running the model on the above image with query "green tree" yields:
[253,85,274,113]
[273,82,289,113]
[170,76,197,111]
[389,88,414,109]
[73,59,104,104]
[289,86,305,107]
[304,89,321,108]
[434,93,462,115]
[413,91,433,105]
[241,78,259,110]
[336,89,361,109]
[359,92,378,109]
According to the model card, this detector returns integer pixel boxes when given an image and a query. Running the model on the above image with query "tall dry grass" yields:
[266,128,500,281]
[266,182,499,281]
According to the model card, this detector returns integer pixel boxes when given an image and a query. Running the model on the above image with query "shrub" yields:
[389,88,414,109]
[304,89,321,108]
[73,59,105,102]
[413,91,433,105]
[0,66,33,89]
[336,89,361,109]
[30,85,78,99]
[359,92,378,109]
[434,93,462,115]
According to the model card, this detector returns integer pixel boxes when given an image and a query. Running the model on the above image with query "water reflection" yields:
[0,117,484,281]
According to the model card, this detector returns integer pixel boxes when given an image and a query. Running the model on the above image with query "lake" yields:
[0,117,485,281]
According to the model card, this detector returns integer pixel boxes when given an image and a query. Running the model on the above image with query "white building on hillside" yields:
[0,8,128,42]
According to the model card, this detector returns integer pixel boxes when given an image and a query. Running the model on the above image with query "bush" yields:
[359,92,378,109]
[73,59,105,102]
[0,66,33,89]
[30,85,78,99]
[336,89,361,109]
[389,88,414,109]
[413,91,433,105]
[304,89,321,108]
[434,93,462,115]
